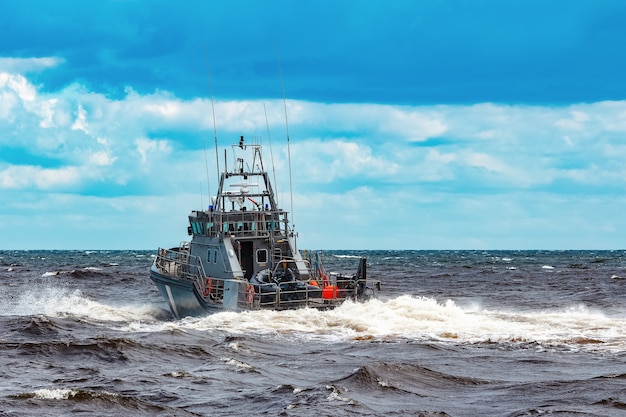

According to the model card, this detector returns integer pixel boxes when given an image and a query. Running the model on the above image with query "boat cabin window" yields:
[256,249,268,264]
[208,248,219,263]
[266,221,280,231]
[191,221,205,235]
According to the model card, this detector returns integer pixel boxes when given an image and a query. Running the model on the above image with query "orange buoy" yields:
[310,280,319,287]
[322,285,338,299]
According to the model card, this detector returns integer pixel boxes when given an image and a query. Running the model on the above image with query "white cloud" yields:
[427,149,456,164]
[555,110,590,131]
[135,137,172,164]
[383,107,448,141]
[3,68,626,198]
[3,65,626,248]
[0,56,63,73]
[0,165,81,190]
[289,139,398,184]
[465,152,508,173]
[89,150,116,166]
[71,104,89,133]
[0,72,36,101]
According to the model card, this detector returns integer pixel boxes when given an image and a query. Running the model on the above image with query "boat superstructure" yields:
[149,137,380,318]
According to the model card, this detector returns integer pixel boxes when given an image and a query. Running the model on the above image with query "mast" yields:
[204,43,220,198]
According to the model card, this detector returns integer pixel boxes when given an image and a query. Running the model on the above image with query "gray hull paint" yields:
[149,267,216,318]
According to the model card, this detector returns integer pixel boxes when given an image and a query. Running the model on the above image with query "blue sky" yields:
[2,0,626,250]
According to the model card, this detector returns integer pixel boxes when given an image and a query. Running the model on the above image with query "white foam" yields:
[222,357,252,369]
[42,270,72,277]
[32,388,77,400]
[326,385,353,403]
[7,283,624,352]
[4,286,162,323]
[41,267,101,276]
[168,295,626,352]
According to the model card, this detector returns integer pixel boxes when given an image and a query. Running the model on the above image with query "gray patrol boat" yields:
[149,137,380,318]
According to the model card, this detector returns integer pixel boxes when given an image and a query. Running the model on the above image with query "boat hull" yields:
[149,266,218,319]
[150,263,358,318]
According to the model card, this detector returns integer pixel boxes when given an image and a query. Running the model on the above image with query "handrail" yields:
[155,247,207,288]
[155,247,380,311]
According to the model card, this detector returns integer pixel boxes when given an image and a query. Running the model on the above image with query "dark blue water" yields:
[1,250,625,416]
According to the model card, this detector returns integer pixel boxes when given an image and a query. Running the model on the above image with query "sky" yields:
[1,0,626,250]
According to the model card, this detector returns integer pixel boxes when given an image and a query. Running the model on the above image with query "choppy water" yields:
[0,250,624,416]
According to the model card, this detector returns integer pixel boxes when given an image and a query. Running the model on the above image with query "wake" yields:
[5,287,624,352]
[181,295,626,352]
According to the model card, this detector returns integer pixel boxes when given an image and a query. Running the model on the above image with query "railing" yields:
[155,246,225,303]
[155,246,380,311]
[241,275,375,310]
[189,209,291,239]
[155,246,202,281]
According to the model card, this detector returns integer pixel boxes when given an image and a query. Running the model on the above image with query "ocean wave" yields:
[11,339,131,362]
[14,388,172,414]
[336,362,487,393]
[160,295,626,353]
[42,268,106,278]
[20,388,79,400]
[6,282,624,353]
[2,285,164,323]
[222,357,254,371]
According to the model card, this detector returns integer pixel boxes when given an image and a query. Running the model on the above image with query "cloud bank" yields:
[1,61,625,249]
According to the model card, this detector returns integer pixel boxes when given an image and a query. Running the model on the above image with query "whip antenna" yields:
[264,103,279,205]
[276,47,295,234]
[204,43,220,190]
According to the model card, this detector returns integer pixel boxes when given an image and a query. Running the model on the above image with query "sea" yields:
[0,249,624,417]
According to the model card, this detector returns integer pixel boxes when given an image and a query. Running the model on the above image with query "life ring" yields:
[203,278,212,297]
[246,284,255,304]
